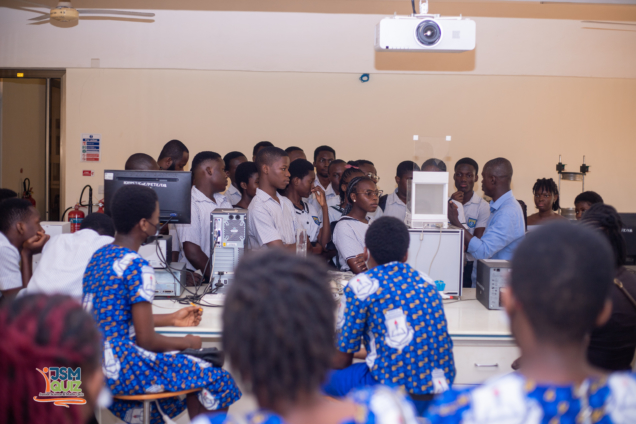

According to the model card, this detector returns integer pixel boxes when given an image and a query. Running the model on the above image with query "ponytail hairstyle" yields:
[343,176,374,215]
[581,203,626,269]
[0,294,102,424]
[532,178,560,211]
[338,165,364,205]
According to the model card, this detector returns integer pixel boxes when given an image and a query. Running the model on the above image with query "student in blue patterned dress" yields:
[424,222,636,424]
[82,185,241,424]
[326,216,455,415]
[192,249,419,424]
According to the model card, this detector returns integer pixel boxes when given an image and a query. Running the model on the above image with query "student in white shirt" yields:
[285,146,307,162]
[380,160,420,222]
[157,139,190,171]
[356,160,384,221]
[223,151,247,206]
[234,161,259,210]
[329,165,365,224]
[450,157,491,287]
[308,146,339,212]
[282,159,331,252]
[0,198,49,302]
[247,147,297,251]
[21,213,115,301]
[421,158,466,226]
[177,151,233,278]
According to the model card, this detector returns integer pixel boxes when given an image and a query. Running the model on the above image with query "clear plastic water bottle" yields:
[296,228,307,257]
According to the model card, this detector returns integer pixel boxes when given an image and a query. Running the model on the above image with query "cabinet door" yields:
[452,343,520,385]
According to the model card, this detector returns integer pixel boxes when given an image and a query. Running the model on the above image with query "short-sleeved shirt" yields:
[461,193,490,235]
[0,232,21,291]
[383,189,408,222]
[308,175,340,211]
[424,371,636,424]
[224,183,242,206]
[177,186,233,270]
[337,262,455,395]
[293,199,322,243]
[247,188,297,249]
[332,216,370,271]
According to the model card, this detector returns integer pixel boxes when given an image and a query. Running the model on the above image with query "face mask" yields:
[144,221,161,238]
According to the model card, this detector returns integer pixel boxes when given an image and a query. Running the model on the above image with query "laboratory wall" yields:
[63,68,636,214]
[1,78,47,218]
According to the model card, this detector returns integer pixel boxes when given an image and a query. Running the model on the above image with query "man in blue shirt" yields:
[325,216,455,415]
[448,157,525,283]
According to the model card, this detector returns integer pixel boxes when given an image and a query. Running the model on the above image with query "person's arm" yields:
[347,256,368,274]
[334,222,368,273]
[250,203,296,250]
[313,187,332,249]
[133,302,201,352]
[448,202,473,249]
[153,305,202,328]
[473,227,486,239]
[265,239,297,251]
[182,242,211,278]
[333,284,367,369]
[20,231,49,287]
[332,351,354,369]
[464,207,521,260]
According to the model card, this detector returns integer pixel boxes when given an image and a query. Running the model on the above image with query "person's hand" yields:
[351,253,368,272]
[23,231,49,255]
[186,272,203,287]
[447,201,461,227]
[311,185,327,208]
[173,306,203,327]
[451,191,464,203]
[184,334,202,349]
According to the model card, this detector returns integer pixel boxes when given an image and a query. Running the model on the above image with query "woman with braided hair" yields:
[193,250,418,424]
[328,163,365,224]
[333,176,381,273]
[0,294,104,424]
[527,178,568,226]
[582,203,636,371]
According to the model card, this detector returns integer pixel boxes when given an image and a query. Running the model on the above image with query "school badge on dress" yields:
[384,307,414,350]
[349,274,380,301]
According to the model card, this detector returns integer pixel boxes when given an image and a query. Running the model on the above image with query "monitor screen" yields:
[414,183,445,215]
[104,170,192,224]
[620,213,636,263]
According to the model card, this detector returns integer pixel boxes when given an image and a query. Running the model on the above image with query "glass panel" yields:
[414,183,445,215]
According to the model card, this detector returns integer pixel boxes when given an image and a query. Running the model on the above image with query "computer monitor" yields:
[620,213,636,265]
[405,171,449,228]
[104,170,192,224]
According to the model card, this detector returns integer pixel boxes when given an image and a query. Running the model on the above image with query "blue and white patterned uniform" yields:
[424,371,636,424]
[82,244,241,424]
[337,262,455,395]
[192,385,419,424]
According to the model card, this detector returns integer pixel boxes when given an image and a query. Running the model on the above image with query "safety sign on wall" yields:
[81,133,101,162]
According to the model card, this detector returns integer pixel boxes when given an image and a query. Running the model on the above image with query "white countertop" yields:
[154,287,513,340]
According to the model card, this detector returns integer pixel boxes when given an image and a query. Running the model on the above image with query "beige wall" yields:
[64,68,636,214]
[1,78,46,218]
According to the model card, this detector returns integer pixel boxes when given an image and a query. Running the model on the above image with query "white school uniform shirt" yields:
[451,199,467,228]
[177,186,233,271]
[0,232,22,292]
[383,189,408,222]
[22,229,114,301]
[293,199,322,243]
[308,176,340,212]
[328,203,379,225]
[461,193,491,235]
[333,216,371,271]
[224,183,242,206]
[247,188,297,249]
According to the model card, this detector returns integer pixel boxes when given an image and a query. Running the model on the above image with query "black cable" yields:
[411,0,417,15]
[60,206,73,221]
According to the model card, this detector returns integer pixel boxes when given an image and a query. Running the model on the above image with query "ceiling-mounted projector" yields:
[375,0,476,52]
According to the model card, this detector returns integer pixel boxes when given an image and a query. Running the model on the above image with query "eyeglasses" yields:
[356,190,383,197]
[366,173,380,183]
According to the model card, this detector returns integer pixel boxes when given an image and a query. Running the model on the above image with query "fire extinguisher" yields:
[68,204,85,233]
[96,198,105,214]
[22,178,36,207]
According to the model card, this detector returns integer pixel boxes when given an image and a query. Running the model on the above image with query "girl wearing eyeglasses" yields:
[333,176,382,274]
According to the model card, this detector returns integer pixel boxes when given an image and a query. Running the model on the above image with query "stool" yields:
[113,388,201,424]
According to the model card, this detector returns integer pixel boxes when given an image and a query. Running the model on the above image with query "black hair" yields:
[511,222,614,344]
[0,189,18,203]
[581,203,626,268]
[255,146,287,171]
[454,157,479,175]
[223,250,335,406]
[0,198,34,233]
[158,139,188,161]
[223,151,247,170]
[339,167,365,204]
[191,151,222,173]
[365,216,410,265]
[285,146,304,154]
[313,145,336,162]
[484,157,513,179]
[79,213,115,237]
[356,159,374,167]
[422,158,446,172]
[110,185,158,234]
[235,162,258,194]
[343,176,374,215]
[532,178,560,211]
[124,153,158,171]
[328,159,346,173]
[575,191,604,206]
[253,141,274,157]
[396,161,420,178]
[289,159,314,183]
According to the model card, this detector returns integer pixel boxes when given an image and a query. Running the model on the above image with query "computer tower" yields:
[476,259,511,310]
[209,208,248,294]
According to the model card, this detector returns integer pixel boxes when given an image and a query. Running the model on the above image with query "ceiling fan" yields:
[18,0,155,23]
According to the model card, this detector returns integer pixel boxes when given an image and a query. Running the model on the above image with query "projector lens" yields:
[416,20,442,46]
